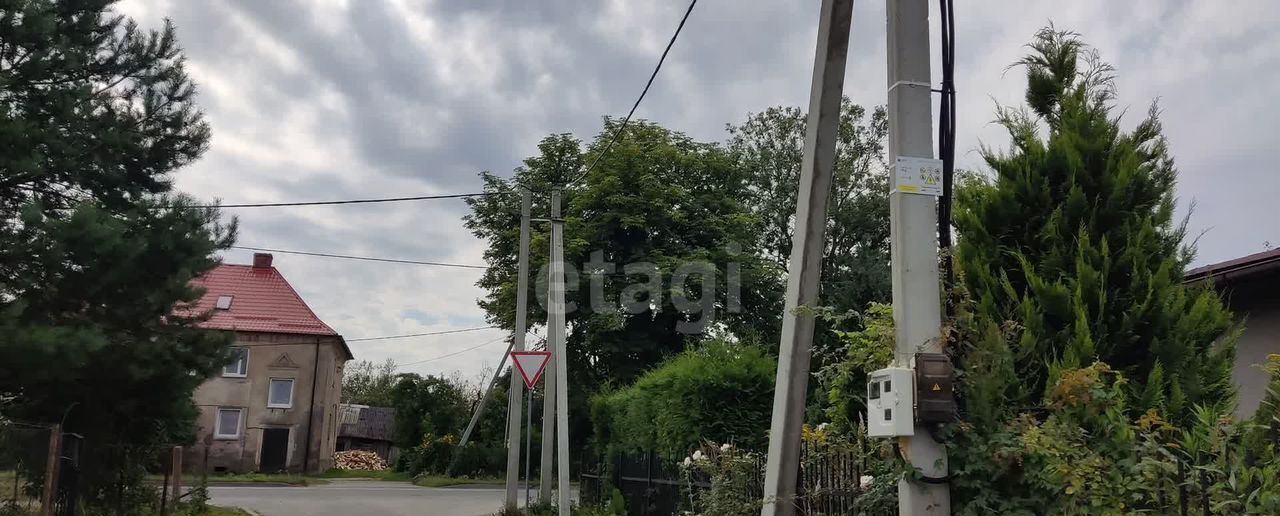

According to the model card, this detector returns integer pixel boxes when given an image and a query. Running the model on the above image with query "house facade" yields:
[186,253,353,473]
[1186,248,1280,418]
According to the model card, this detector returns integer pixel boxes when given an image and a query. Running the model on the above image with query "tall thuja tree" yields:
[953,27,1235,425]
[0,0,234,505]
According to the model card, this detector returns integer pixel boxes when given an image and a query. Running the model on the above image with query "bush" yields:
[590,340,776,459]
[393,433,505,478]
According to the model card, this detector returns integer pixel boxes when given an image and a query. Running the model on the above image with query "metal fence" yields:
[0,420,81,516]
[0,421,52,512]
[580,440,871,516]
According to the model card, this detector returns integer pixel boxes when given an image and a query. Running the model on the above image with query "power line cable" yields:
[565,0,698,187]
[230,246,488,270]
[191,192,490,209]
[937,0,957,313]
[223,326,502,347]
[347,326,500,343]
[395,336,510,368]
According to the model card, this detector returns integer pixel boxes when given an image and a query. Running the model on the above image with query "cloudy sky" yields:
[114,0,1280,378]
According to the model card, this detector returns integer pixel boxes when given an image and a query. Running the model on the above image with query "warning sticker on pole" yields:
[894,156,944,196]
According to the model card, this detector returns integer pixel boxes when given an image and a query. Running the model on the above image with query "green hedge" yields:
[591,341,776,459]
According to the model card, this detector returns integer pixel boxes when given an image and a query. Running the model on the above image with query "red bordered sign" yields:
[510,350,552,390]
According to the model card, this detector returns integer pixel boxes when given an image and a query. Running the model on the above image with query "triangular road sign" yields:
[511,351,552,390]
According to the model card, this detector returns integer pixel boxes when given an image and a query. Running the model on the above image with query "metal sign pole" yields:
[525,388,533,508]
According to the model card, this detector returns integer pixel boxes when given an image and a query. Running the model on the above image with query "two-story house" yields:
[184,253,352,473]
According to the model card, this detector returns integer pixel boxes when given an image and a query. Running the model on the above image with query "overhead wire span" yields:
[346,326,501,342]
[395,336,511,368]
[230,246,488,270]
[564,0,698,187]
[190,192,491,209]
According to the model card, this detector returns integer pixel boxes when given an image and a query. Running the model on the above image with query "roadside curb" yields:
[207,481,300,487]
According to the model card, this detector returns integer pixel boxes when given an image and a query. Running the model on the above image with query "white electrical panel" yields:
[867,367,915,437]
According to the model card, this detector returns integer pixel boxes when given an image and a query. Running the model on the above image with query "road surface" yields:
[208,479,552,516]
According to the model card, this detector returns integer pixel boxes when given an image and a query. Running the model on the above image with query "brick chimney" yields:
[252,253,273,269]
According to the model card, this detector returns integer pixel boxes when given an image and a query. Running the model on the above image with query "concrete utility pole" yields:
[505,188,533,509]
[455,340,516,454]
[547,189,572,515]
[758,0,854,513]
[887,0,949,513]
[538,190,562,505]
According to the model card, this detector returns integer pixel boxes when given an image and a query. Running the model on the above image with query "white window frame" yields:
[215,408,243,439]
[267,378,295,409]
[223,348,249,378]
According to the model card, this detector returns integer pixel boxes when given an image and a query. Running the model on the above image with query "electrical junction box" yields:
[915,353,958,424]
[867,367,915,437]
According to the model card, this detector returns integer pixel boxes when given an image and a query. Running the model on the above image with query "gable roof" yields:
[1185,248,1280,285]
[338,404,396,442]
[183,256,353,359]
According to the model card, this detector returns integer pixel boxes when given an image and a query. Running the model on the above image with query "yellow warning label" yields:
[932,383,942,391]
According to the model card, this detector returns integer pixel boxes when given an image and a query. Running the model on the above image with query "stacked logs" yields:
[334,450,388,471]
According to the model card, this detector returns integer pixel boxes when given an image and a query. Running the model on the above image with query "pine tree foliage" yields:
[0,0,233,506]
[953,27,1235,422]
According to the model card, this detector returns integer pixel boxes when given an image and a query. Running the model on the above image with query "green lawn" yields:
[412,475,505,488]
[315,469,409,481]
[204,506,251,516]
[201,472,326,486]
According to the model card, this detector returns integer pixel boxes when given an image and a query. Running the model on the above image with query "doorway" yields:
[260,428,290,472]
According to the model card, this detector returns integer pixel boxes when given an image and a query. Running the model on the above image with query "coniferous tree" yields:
[0,0,234,505]
[953,27,1235,423]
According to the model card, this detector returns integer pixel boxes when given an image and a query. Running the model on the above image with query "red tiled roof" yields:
[184,261,339,337]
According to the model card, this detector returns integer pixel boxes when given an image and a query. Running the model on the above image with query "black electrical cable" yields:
[230,245,488,270]
[564,0,697,187]
[189,192,492,209]
[937,0,957,313]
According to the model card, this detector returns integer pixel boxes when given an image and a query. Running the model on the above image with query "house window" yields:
[268,378,295,408]
[215,295,234,310]
[215,408,242,439]
[223,348,248,377]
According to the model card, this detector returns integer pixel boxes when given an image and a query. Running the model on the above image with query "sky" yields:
[114,0,1280,379]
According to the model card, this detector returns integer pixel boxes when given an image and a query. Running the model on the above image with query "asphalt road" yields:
[208,479,547,516]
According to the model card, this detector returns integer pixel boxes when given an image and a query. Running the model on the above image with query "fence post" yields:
[171,446,184,507]
[644,451,653,516]
[1199,469,1209,516]
[1177,459,1187,516]
[160,460,170,516]
[40,424,61,516]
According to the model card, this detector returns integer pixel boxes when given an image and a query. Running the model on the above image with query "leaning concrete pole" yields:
[505,188,533,509]
[547,189,572,516]
[887,0,949,513]
[758,0,854,514]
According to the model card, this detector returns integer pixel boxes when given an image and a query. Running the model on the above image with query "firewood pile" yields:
[334,450,388,471]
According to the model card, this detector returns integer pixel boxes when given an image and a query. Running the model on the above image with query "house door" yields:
[260,428,290,473]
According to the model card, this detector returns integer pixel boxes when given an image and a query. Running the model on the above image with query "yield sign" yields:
[510,351,552,390]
